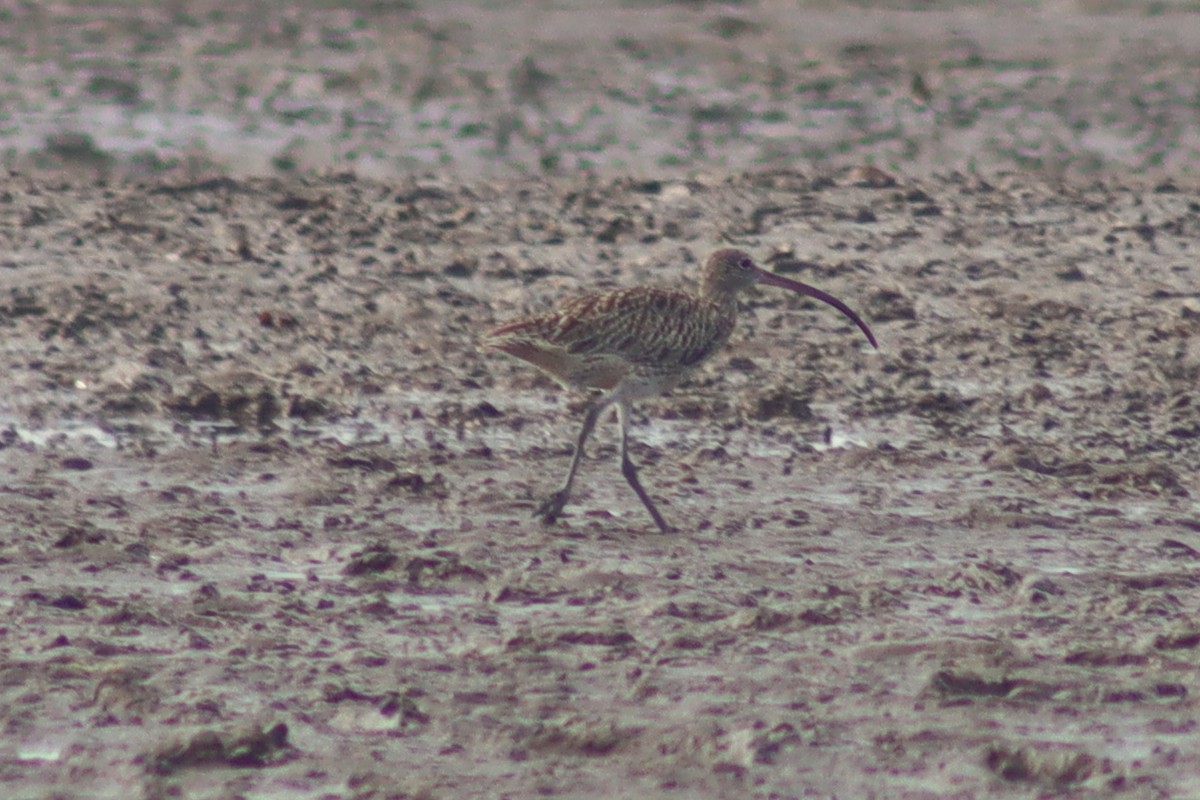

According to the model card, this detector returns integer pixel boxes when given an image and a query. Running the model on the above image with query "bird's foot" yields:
[534,489,572,525]
[646,510,677,534]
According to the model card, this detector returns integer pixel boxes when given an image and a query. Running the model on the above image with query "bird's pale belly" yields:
[564,355,689,396]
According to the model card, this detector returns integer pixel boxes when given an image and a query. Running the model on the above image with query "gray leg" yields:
[536,398,610,525]
[616,400,673,533]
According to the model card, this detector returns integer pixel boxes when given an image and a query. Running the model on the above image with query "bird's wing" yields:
[549,288,735,368]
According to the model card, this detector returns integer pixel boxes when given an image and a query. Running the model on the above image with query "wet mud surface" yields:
[3,2,1200,799]
[3,168,1199,798]
[6,1,1200,180]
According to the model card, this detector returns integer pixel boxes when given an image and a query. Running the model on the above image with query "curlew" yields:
[484,249,878,532]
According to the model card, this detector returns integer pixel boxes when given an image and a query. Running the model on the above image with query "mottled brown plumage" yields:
[484,249,877,532]
[487,287,735,394]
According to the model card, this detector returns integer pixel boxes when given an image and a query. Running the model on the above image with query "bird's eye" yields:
[738,258,753,270]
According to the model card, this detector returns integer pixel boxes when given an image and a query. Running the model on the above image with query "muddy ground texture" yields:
[6,1,1200,180]
[1,168,1199,798]
[4,1,1200,798]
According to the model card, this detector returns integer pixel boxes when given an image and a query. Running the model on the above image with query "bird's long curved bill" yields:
[757,269,878,349]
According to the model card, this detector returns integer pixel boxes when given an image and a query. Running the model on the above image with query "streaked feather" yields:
[484,287,735,390]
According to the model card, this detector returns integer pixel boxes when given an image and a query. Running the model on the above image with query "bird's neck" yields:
[698,282,741,314]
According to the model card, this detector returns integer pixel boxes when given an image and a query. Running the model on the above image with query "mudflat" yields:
[2,2,1199,798]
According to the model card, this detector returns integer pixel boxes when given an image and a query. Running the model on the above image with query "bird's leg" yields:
[536,398,609,525]
[616,400,674,533]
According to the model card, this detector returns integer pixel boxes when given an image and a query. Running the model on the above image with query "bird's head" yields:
[700,248,878,349]
[700,249,765,298]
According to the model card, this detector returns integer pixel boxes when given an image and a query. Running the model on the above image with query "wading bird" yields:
[484,249,877,532]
